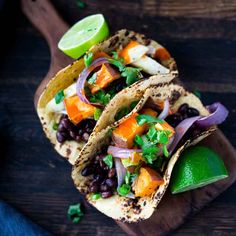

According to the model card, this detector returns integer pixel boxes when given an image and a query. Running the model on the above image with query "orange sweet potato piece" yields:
[64,95,95,125]
[118,41,139,64]
[90,64,120,94]
[112,109,158,148]
[134,167,164,197]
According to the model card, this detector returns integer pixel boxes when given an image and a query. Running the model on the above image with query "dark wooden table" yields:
[0,1,236,235]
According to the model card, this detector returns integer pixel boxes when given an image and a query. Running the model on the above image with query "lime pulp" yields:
[170,146,228,194]
[58,14,109,59]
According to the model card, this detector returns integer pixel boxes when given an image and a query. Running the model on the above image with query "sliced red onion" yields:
[169,116,201,155]
[76,57,109,104]
[107,146,142,158]
[158,99,169,120]
[114,158,126,188]
[196,102,229,128]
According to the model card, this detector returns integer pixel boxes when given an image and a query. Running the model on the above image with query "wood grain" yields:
[0,0,235,235]
[21,0,72,106]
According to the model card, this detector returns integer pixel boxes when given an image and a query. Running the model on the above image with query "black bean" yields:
[93,174,104,183]
[59,114,67,121]
[82,132,90,141]
[100,184,110,192]
[86,127,93,133]
[108,168,116,178]
[61,118,73,131]
[77,129,83,136]
[81,165,94,176]
[165,113,183,127]
[58,123,66,132]
[75,135,81,142]
[101,191,113,198]
[99,159,106,169]
[178,103,189,115]
[187,107,200,117]
[89,181,99,193]
[105,178,116,188]
[69,130,76,139]
[56,131,67,143]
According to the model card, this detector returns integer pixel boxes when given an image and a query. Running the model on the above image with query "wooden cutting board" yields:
[21,0,236,235]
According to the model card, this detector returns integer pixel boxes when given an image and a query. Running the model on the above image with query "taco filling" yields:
[45,41,172,144]
[80,101,207,199]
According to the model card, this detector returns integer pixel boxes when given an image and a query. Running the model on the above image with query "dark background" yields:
[0,0,236,235]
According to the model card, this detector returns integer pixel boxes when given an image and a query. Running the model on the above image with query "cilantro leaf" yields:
[157,131,169,144]
[163,145,169,157]
[87,73,97,85]
[136,114,163,126]
[125,171,138,185]
[67,203,84,224]
[146,126,158,142]
[103,154,113,169]
[134,135,143,147]
[52,123,59,131]
[55,90,65,104]
[117,183,131,196]
[90,90,111,106]
[111,51,119,60]
[108,58,125,71]
[94,108,102,121]
[91,193,101,200]
[121,67,142,86]
[125,171,130,185]
[84,52,93,67]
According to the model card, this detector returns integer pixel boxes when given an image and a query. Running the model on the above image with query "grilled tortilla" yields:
[72,83,216,222]
[36,29,177,164]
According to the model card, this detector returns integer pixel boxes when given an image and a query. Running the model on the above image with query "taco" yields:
[72,83,228,222]
[37,29,177,164]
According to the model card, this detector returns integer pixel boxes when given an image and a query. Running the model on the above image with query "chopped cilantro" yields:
[52,123,59,131]
[146,126,158,142]
[111,51,119,60]
[84,52,93,67]
[67,203,84,223]
[103,154,113,169]
[157,131,169,144]
[125,171,138,185]
[75,0,86,8]
[136,114,163,126]
[55,90,65,104]
[117,183,131,196]
[91,193,101,200]
[87,73,97,85]
[121,67,142,86]
[90,90,111,106]
[94,108,102,121]
[163,145,169,157]
[134,135,143,147]
[125,171,130,185]
[108,58,125,71]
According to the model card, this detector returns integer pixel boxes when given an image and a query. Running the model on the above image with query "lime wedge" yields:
[58,14,109,59]
[171,146,228,194]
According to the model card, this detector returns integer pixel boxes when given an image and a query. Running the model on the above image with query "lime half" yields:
[58,14,109,59]
[171,146,228,194]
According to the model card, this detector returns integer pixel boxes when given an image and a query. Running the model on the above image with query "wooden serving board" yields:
[21,0,236,235]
